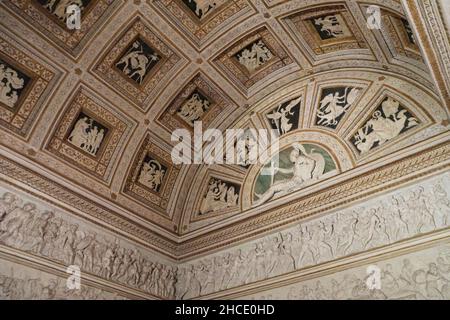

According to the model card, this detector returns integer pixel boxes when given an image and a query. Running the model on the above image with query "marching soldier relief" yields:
[0,0,449,307]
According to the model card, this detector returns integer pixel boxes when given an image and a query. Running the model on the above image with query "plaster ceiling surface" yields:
[0,0,449,261]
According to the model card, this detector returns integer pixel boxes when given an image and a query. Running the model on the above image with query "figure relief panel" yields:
[283,5,368,59]
[252,143,337,207]
[315,86,361,129]
[311,14,352,40]
[0,37,58,138]
[176,90,212,127]
[213,27,296,96]
[4,0,120,56]
[46,85,134,183]
[137,155,168,194]
[0,58,32,111]
[93,17,184,111]
[67,112,109,157]
[235,40,275,73]
[350,97,420,155]
[157,73,231,133]
[115,38,161,86]
[198,177,241,217]
[151,0,252,47]
[266,96,301,136]
[123,134,181,214]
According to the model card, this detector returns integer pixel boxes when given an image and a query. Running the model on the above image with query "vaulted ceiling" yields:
[0,0,449,261]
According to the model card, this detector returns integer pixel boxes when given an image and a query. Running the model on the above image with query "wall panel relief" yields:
[0,185,178,299]
[0,258,127,300]
[177,172,450,298]
[242,243,450,300]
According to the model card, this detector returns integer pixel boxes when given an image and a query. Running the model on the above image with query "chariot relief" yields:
[312,14,351,40]
[116,39,160,85]
[351,97,419,154]
[253,143,336,207]
[176,91,211,126]
[138,156,167,193]
[236,40,274,73]
[0,60,30,109]
[200,178,240,215]
[316,87,360,129]
[68,113,108,157]
[38,0,90,22]
[267,97,301,136]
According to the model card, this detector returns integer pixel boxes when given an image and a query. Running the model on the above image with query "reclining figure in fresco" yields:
[253,143,325,207]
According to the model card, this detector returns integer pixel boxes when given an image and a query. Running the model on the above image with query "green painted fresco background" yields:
[253,144,336,200]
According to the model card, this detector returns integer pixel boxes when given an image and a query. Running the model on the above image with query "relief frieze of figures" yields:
[199,178,240,215]
[0,58,31,110]
[249,243,450,300]
[351,97,419,154]
[316,87,360,129]
[177,174,450,298]
[0,191,178,299]
[0,260,126,300]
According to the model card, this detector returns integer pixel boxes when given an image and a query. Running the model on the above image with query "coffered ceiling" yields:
[0,0,449,261]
